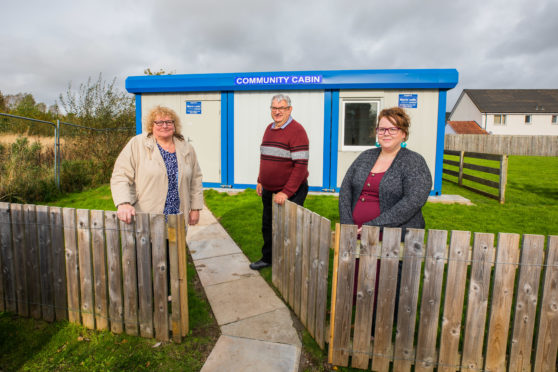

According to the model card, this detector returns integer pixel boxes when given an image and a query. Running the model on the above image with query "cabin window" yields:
[341,100,381,151]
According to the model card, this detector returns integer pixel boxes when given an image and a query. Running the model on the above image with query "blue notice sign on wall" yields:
[186,101,202,114]
[398,94,418,108]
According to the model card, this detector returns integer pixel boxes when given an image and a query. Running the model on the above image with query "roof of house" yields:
[463,89,558,113]
[447,121,489,134]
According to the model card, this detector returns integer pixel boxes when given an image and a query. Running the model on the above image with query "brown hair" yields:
[377,107,410,141]
[144,105,184,141]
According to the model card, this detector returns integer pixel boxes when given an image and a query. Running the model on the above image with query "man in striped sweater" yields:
[250,94,309,270]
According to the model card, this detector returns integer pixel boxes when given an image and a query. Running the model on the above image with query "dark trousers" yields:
[261,181,308,263]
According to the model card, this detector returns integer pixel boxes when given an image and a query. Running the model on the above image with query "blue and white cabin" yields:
[126,69,458,195]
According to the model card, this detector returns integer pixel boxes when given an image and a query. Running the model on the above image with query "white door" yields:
[233,91,324,189]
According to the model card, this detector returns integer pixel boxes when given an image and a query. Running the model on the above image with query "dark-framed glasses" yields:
[270,106,290,112]
[154,120,175,127]
[376,126,400,135]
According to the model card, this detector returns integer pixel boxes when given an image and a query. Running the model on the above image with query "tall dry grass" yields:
[0,131,132,203]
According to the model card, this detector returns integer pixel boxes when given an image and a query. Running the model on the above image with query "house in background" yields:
[449,89,558,135]
[445,120,488,135]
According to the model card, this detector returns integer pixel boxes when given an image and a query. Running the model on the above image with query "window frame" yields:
[494,114,507,125]
[340,98,382,152]
[552,115,558,125]
[525,115,532,124]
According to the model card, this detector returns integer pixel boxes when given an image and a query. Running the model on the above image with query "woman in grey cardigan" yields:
[339,107,432,238]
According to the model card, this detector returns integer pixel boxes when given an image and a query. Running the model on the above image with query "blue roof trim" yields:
[126,69,458,93]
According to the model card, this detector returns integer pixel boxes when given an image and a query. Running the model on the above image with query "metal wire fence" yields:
[0,112,134,191]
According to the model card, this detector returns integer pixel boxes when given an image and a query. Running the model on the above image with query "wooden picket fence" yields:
[0,202,189,342]
[328,224,558,372]
[271,200,331,349]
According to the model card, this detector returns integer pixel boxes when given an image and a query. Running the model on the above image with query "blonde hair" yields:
[144,105,184,141]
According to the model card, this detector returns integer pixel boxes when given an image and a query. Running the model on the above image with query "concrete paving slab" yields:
[201,335,300,372]
[428,194,473,205]
[187,222,230,241]
[188,238,242,260]
[196,208,219,226]
[221,308,301,347]
[194,253,257,286]
[204,276,286,325]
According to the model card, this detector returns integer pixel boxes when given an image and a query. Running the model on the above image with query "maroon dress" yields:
[352,171,384,228]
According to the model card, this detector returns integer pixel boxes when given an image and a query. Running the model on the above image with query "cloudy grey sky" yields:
[2,0,557,110]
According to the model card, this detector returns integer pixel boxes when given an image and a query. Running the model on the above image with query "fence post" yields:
[55,120,61,190]
[458,151,465,186]
[499,155,508,204]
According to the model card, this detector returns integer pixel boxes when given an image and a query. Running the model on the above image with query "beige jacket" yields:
[110,133,204,214]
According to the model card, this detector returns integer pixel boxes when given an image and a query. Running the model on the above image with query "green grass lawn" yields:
[2,155,556,372]
[1,186,219,371]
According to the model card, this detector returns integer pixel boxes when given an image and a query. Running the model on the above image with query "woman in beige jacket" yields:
[111,105,203,225]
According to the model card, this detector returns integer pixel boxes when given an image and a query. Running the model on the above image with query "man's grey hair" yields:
[271,94,291,107]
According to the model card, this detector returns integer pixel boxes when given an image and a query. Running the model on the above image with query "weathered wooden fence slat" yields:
[415,230,447,372]
[50,206,67,321]
[294,206,303,316]
[509,234,544,372]
[534,235,558,372]
[24,204,42,319]
[12,204,28,317]
[151,214,168,341]
[331,223,357,367]
[136,213,153,338]
[36,205,55,322]
[392,228,424,372]
[105,210,123,334]
[485,233,520,372]
[0,203,189,343]
[315,214,331,349]
[351,225,380,370]
[0,202,17,313]
[372,227,401,372]
[63,207,80,323]
[461,233,494,371]
[437,230,470,372]
[77,209,95,329]
[120,218,138,336]
[91,210,109,331]
[271,202,282,293]
[300,208,311,328]
[306,211,319,338]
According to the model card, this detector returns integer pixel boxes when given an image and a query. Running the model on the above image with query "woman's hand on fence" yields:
[117,203,135,224]
[189,210,200,225]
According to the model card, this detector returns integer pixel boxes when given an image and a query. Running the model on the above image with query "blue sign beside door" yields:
[398,94,418,108]
[186,101,202,114]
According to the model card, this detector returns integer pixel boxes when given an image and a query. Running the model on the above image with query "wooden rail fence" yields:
[272,200,331,349]
[0,202,189,342]
[442,150,508,203]
[328,224,558,371]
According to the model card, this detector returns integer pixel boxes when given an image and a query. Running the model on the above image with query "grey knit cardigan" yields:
[339,147,432,231]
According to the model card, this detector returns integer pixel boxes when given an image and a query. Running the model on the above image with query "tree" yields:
[58,73,135,129]
[144,68,175,75]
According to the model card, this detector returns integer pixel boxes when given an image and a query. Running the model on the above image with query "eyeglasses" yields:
[270,106,290,112]
[154,120,175,127]
[376,127,400,135]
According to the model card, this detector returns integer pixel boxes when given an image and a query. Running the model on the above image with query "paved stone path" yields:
[187,207,301,372]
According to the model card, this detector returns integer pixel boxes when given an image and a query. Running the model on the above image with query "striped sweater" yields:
[257,119,309,197]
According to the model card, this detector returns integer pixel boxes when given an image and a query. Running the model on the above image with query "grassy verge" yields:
[1,187,219,371]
